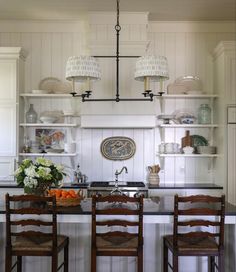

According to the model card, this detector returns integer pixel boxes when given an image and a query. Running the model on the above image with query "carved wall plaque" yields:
[100,136,136,161]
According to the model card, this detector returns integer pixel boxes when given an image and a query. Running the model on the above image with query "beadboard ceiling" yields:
[0,0,235,21]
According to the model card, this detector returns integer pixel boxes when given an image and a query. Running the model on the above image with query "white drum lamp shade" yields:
[134,55,169,92]
[66,56,101,82]
[134,55,169,82]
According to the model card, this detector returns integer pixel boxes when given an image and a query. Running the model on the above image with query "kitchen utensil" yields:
[191,135,208,147]
[40,116,58,123]
[157,114,175,124]
[196,146,216,154]
[182,146,194,154]
[181,131,192,148]
[174,75,203,91]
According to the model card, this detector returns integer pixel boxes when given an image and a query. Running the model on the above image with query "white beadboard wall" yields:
[0,17,235,186]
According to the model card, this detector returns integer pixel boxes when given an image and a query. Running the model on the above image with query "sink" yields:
[89,181,145,188]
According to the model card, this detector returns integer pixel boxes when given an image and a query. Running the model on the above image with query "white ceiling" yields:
[0,0,235,21]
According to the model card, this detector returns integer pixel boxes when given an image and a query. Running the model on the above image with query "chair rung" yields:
[178,220,220,227]
[178,208,220,215]
[11,219,52,226]
[97,220,138,227]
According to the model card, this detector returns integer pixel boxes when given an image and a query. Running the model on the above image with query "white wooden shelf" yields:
[19,123,78,127]
[161,94,218,99]
[20,93,72,98]
[159,124,218,128]
[157,153,219,158]
[19,153,77,157]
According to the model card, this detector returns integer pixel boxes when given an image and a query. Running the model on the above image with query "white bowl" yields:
[40,116,58,124]
[182,146,194,154]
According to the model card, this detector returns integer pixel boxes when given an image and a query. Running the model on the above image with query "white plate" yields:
[174,76,202,91]
[39,77,61,93]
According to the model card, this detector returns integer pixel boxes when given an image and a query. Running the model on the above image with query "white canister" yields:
[64,142,76,153]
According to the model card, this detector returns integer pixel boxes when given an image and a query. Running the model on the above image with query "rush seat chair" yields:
[5,194,69,272]
[91,194,144,272]
[163,194,225,272]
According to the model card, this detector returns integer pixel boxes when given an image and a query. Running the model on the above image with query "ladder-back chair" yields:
[5,193,69,272]
[163,194,225,272]
[91,194,144,272]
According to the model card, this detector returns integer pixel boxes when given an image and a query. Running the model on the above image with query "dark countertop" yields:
[0,196,235,216]
[0,182,223,190]
[148,183,223,189]
[0,182,89,189]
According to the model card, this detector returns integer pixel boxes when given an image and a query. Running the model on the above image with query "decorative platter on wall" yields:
[100,136,136,161]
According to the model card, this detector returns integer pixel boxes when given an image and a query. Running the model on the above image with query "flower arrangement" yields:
[14,157,66,195]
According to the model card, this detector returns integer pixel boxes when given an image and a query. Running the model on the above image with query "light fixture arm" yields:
[71,0,164,102]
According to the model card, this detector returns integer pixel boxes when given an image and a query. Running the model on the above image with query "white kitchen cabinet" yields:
[213,41,236,200]
[227,107,236,205]
[213,41,236,104]
[0,47,25,181]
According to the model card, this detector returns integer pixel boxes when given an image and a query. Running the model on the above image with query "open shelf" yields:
[157,153,219,158]
[19,153,77,157]
[161,94,218,99]
[20,93,72,98]
[19,123,78,127]
[159,124,218,128]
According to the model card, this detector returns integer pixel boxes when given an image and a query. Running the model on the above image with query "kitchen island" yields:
[0,193,236,272]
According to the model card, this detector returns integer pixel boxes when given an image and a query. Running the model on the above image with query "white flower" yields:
[56,164,64,172]
[14,167,23,176]
[36,157,52,167]
[24,165,39,178]
[23,177,38,188]
[37,166,52,180]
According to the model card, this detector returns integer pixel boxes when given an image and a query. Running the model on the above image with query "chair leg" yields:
[91,249,96,272]
[17,256,22,272]
[208,256,215,272]
[137,248,143,272]
[218,252,224,272]
[5,248,12,272]
[64,243,69,272]
[173,254,178,272]
[163,240,168,272]
[51,253,58,272]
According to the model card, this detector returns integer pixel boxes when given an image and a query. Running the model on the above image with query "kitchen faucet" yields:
[111,166,128,195]
[115,166,128,182]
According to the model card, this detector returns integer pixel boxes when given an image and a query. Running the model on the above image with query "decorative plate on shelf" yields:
[190,135,208,147]
[101,136,136,161]
[39,77,61,93]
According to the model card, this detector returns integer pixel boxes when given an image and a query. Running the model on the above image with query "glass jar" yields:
[198,104,211,124]
[26,104,37,123]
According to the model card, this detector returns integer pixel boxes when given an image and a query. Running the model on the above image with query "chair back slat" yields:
[96,208,139,215]
[178,208,221,216]
[178,195,222,203]
[11,219,53,227]
[5,193,58,249]
[97,231,137,238]
[9,207,52,215]
[178,220,220,227]
[97,220,139,227]
[173,194,225,248]
[94,194,139,203]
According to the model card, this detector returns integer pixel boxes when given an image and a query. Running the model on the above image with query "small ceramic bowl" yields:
[182,146,194,154]
[179,116,196,124]
[40,116,58,123]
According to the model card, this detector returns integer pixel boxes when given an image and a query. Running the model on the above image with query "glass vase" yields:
[26,104,37,123]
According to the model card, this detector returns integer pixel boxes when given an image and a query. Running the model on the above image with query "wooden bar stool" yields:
[163,194,225,272]
[91,194,144,272]
[5,194,69,272]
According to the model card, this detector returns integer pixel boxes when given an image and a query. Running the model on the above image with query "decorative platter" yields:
[190,135,208,147]
[100,136,136,161]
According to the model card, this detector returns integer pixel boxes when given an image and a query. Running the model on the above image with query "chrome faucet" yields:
[115,166,128,182]
[111,166,128,195]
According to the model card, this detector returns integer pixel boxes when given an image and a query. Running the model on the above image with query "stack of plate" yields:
[196,146,217,154]
[167,75,203,95]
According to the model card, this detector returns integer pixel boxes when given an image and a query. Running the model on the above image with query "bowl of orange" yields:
[48,189,83,206]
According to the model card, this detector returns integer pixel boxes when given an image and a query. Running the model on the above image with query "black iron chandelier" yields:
[65,0,169,102]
